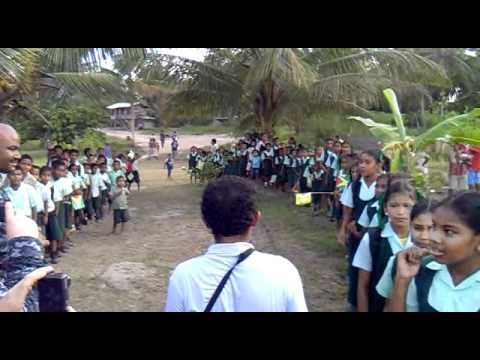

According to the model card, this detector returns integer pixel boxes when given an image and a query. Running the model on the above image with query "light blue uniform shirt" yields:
[377,258,480,312]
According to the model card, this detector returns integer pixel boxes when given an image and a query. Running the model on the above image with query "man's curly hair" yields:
[201,176,258,239]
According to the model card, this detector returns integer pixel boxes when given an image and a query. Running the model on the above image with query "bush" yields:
[77,129,107,151]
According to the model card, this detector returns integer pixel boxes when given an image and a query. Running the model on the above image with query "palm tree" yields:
[133,48,449,135]
[0,48,148,123]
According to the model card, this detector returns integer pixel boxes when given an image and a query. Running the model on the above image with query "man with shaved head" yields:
[0,122,52,311]
[0,123,21,188]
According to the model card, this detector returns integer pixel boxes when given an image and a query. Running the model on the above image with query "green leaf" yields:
[348,116,400,143]
[383,89,407,140]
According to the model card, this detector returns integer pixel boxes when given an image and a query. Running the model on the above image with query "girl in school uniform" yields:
[274,146,286,191]
[338,149,382,310]
[356,173,390,231]
[353,179,417,312]
[383,192,480,312]
[284,149,297,192]
[298,148,311,193]
[375,198,437,311]
[261,143,275,187]
[238,142,249,178]
[311,161,325,215]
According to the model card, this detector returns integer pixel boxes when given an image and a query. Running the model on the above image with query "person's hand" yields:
[395,247,427,280]
[5,202,39,240]
[337,229,347,246]
[0,266,53,312]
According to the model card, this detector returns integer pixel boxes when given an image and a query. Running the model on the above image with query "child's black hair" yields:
[360,149,383,163]
[54,145,63,151]
[40,166,52,176]
[68,163,79,175]
[20,154,33,162]
[411,198,438,221]
[201,176,258,239]
[113,160,121,165]
[69,148,79,155]
[84,148,91,156]
[8,165,22,176]
[383,178,417,206]
[432,191,480,234]
[52,160,66,169]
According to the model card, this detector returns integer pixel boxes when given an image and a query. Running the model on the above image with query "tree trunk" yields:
[129,118,136,149]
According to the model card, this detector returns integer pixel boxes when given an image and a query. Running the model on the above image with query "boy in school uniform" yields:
[52,161,73,253]
[82,163,94,221]
[111,176,130,234]
[99,162,112,213]
[4,167,37,221]
[109,160,124,195]
[90,163,104,221]
[38,166,62,263]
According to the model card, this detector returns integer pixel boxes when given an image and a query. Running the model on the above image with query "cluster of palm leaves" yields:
[2,48,480,139]
[0,48,148,124]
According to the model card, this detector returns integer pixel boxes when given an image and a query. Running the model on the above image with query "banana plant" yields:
[350,88,480,174]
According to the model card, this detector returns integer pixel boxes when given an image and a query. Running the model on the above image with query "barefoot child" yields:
[111,176,130,234]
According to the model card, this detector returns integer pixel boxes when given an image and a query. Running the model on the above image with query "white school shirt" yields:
[90,172,103,198]
[52,177,73,203]
[353,222,413,272]
[165,242,308,312]
[340,177,377,208]
[28,181,44,213]
[357,200,380,228]
[3,184,37,218]
[132,160,139,172]
[100,172,111,191]
[376,257,480,312]
[36,181,55,213]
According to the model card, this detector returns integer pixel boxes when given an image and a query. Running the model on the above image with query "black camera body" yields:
[38,272,71,312]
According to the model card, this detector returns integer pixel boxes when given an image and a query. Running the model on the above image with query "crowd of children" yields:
[1,145,141,265]
[187,132,480,312]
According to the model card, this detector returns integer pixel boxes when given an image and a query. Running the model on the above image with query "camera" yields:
[38,272,71,312]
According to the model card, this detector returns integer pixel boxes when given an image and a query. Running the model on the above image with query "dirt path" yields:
[102,128,236,153]
[56,134,345,312]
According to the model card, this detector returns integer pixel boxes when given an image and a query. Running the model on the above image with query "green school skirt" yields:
[287,167,297,188]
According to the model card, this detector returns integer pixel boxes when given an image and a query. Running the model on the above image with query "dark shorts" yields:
[127,171,140,184]
[113,209,130,224]
[45,211,62,241]
[56,202,65,237]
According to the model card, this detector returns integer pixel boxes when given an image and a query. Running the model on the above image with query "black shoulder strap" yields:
[368,228,383,264]
[204,248,255,312]
[416,258,439,312]
[352,178,362,209]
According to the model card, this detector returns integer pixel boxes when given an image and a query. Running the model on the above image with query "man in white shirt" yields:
[165,176,308,312]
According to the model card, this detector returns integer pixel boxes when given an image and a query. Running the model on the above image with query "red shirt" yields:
[469,146,480,171]
[449,150,469,176]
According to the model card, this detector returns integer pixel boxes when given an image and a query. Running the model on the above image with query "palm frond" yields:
[415,108,480,149]
[41,72,128,103]
[42,48,149,72]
